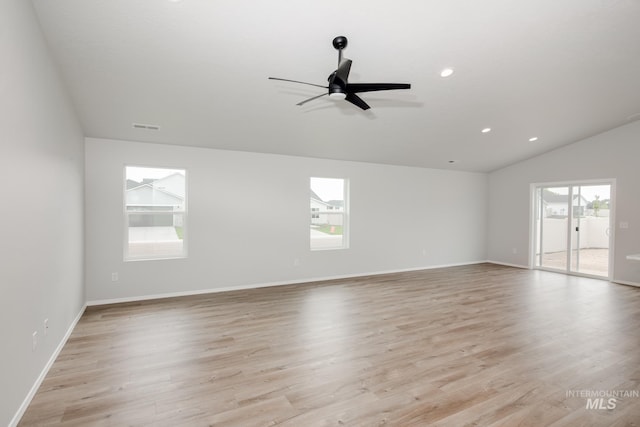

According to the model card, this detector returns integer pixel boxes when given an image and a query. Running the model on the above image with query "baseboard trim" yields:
[10,303,87,427]
[87,260,488,306]
[612,279,640,288]
[486,260,530,269]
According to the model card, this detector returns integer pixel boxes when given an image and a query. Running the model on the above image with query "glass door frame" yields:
[529,179,616,280]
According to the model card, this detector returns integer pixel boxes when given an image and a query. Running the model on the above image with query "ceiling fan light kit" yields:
[269,36,411,110]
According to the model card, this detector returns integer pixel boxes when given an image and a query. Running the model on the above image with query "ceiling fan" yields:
[269,36,411,110]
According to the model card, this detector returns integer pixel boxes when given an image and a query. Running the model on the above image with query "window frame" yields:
[123,165,188,262]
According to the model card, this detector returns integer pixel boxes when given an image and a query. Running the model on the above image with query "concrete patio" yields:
[539,248,609,277]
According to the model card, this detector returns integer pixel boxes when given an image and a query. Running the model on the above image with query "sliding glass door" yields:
[534,183,612,278]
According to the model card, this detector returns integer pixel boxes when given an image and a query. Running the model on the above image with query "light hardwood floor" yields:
[19,264,640,426]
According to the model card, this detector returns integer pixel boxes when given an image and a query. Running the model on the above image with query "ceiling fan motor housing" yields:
[332,36,348,50]
[328,82,346,98]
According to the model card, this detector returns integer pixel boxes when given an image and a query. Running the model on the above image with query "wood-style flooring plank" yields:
[18,264,640,426]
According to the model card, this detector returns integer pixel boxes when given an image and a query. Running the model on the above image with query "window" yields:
[125,166,187,261]
[310,177,348,250]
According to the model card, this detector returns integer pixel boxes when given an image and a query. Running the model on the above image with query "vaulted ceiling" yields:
[32,0,640,172]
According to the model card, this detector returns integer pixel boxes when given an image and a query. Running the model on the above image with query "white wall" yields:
[488,120,640,284]
[0,1,85,425]
[85,138,488,302]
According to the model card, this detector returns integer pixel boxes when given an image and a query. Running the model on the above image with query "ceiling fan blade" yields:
[345,93,370,110]
[296,92,329,106]
[268,77,328,89]
[335,59,352,85]
[346,83,411,93]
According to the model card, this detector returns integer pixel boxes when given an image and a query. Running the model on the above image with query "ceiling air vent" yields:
[132,123,160,130]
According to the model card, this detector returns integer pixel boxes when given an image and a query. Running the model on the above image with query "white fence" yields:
[536,217,610,254]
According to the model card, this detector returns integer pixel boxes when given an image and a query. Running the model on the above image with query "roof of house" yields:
[542,190,589,204]
[542,190,569,204]
[126,179,142,190]
[310,189,323,202]
[126,184,183,206]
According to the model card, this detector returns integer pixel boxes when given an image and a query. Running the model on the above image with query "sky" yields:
[126,166,184,182]
[545,184,611,202]
[311,177,344,201]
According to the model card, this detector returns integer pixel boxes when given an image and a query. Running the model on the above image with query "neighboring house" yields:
[152,172,185,199]
[326,200,344,210]
[310,190,343,226]
[126,173,185,226]
[126,179,141,190]
[542,190,589,217]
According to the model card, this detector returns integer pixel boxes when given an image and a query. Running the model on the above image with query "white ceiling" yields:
[32,0,640,172]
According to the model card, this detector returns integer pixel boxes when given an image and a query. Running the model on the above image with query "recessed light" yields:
[440,68,454,78]
[481,127,491,133]
[529,137,539,142]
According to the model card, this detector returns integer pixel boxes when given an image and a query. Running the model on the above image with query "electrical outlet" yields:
[422,249,427,256]
[44,318,49,336]
[512,248,518,254]
[620,221,629,229]
[32,331,38,352]
[111,272,119,282]
[293,258,300,267]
